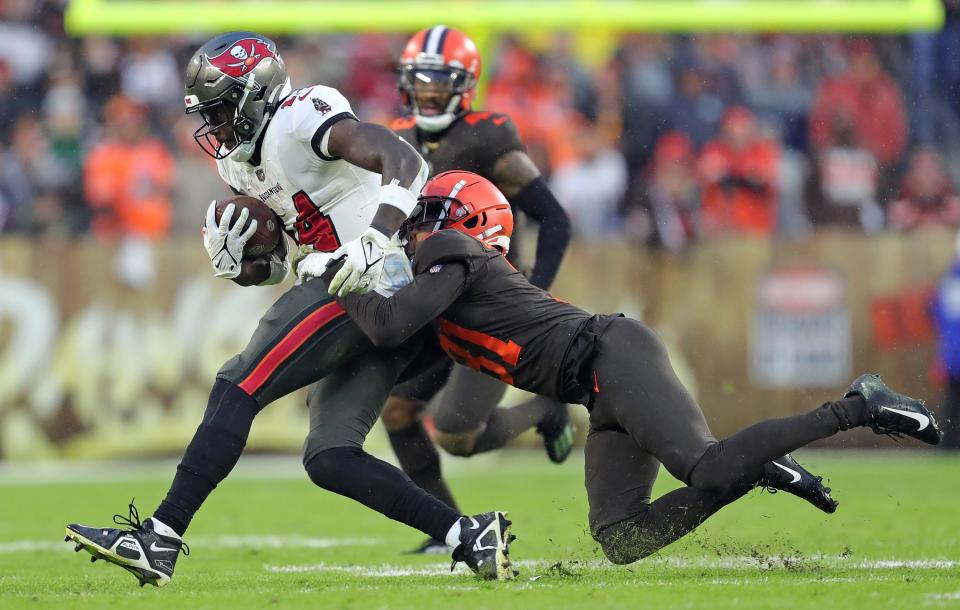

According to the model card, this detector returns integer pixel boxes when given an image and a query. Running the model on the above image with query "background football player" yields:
[64,32,515,586]
[336,170,944,565]
[385,26,574,554]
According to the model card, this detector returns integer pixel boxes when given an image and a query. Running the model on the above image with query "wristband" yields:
[379,181,419,217]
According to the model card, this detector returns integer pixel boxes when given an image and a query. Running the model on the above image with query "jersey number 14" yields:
[292,190,341,252]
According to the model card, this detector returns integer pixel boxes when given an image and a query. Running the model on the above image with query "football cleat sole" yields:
[64,526,169,587]
[493,512,515,581]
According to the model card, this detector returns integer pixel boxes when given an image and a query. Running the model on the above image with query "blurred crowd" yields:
[5,0,960,252]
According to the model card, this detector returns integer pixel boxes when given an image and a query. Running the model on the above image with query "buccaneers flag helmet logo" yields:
[208,38,277,79]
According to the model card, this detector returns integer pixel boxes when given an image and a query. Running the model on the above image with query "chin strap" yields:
[414,112,456,133]
[413,92,467,133]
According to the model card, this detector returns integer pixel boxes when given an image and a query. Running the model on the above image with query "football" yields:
[214,195,281,258]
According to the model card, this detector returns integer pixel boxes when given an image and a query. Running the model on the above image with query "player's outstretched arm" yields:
[330,261,468,348]
[324,120,429,297]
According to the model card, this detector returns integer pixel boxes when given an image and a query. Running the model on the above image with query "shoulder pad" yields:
[391,116,417,131]
[279,84,355,144]
[413,230,489,275]
[460,112,524,162]
[463,111,512,128]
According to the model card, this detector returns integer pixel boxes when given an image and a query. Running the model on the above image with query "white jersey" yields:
[216,84,380,252]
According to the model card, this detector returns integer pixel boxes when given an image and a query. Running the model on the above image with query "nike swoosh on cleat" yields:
[879,407,930,431]
[149,542,178,554]
[773,462,802,484]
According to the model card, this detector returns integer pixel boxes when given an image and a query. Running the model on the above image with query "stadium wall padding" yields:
[0,228,952,459]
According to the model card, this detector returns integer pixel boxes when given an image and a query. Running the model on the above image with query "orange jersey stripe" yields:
[439,318,522,366]
[438,334,514,385]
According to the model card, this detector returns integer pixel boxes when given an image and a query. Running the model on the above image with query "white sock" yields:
[444,518,463,548]
[147,517,181,540]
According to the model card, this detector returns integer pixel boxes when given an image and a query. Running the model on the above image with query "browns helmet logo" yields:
[208,38,277,79]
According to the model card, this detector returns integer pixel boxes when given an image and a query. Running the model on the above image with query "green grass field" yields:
[1,451,958,609]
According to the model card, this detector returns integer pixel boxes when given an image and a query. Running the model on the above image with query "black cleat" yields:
[536,399,575,464]
[405,537,449,555]
[450,511,515,580]
[64,501,188,587]
[846,374,943,445]
[760,454,839,514]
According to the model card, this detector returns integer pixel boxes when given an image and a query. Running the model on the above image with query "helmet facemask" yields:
[399,63,474,132]
[186,75,276,161]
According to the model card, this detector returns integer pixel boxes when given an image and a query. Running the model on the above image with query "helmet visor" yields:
[400,65,472,116]
[401,67,470,93]
[400,196,464,242]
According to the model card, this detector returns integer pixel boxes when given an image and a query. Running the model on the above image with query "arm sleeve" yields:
[508,177,571,289]
[338,263,468,348]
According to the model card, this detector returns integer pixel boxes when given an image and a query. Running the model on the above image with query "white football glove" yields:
[327,227,398,297]
[295,250,337,283]
[202,201,258,279]
[375,243,414,297]
[296,240,411,296]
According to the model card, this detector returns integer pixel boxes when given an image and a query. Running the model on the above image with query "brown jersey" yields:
[339,230,616,403]
[391,111,572,291]
[391,112,524,179]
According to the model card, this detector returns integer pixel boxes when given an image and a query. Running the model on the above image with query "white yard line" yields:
[265,562,465,577]
[262,556,960,578]
[927,592,960,601]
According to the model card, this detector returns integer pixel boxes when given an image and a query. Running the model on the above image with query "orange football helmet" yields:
[398,25,481,132]
[404,171,513,253]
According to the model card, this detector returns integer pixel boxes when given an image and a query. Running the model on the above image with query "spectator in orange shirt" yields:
[84,95,173,240]
[83,95,174,287]
[888,147,960,231]
[698,106,779,236]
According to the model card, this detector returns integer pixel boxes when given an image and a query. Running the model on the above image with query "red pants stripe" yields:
[238,301,346,395]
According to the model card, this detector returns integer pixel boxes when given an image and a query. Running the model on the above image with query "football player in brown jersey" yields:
[384,26,574,554]
[335,171,943,564]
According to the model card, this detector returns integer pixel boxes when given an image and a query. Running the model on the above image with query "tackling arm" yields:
[492,150,571,290]
[332,262,468,348]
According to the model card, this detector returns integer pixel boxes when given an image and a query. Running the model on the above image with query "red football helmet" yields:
[398,25,481,132]
[404,171,513,253]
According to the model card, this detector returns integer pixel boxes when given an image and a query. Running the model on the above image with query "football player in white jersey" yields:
[64,32,515,586]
